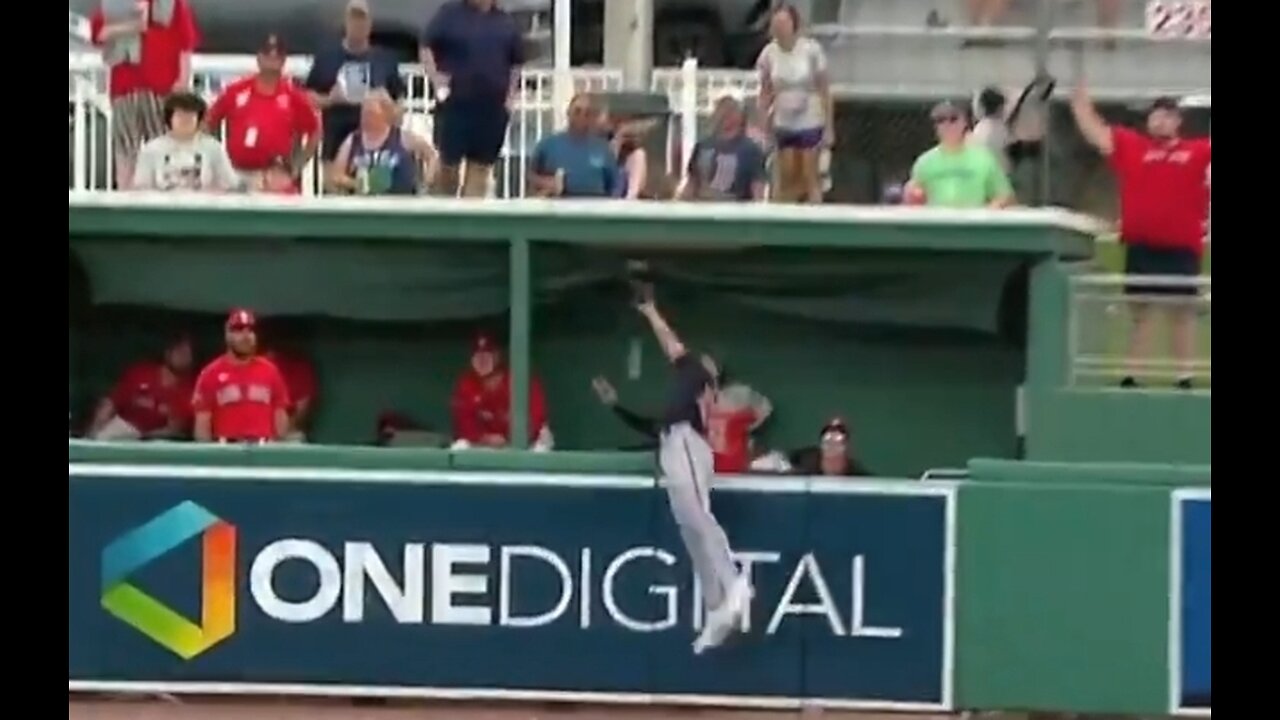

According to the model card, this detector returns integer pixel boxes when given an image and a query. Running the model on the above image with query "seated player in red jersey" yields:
[450,333,553,450]
[192,309,291,443]
[263,341,317,443]
[87,334,196,441]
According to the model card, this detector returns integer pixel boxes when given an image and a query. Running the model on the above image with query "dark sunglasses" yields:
[932,114,962,125]
[228,324,255,332]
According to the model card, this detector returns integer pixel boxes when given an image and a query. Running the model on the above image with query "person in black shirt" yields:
[789,417,874,477]
[635,288,752,655]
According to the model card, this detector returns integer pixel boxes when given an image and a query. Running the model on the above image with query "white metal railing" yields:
[1067,273,1212,389]
[68,53,623,196]
[68,52,769,197]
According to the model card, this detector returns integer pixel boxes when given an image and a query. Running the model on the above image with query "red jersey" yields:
[207,76,319,170]
[706,404,756,474]
[90,0,200,99]
[109,361,194,434]
[192,355,290,441]
[1110,127,1212,254]
[451,370,547,445]
[264,351,317,415]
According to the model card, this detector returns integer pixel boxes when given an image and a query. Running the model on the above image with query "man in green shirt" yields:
[906,100,1015,208]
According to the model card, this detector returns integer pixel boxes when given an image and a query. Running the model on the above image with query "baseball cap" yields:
[346,0,371,15]
[1149,96,1182,114]
[472,333,499,354]
[930,100,966,121]
[226,308,257,330]
[259,32,286,55]
[820,417,850,443]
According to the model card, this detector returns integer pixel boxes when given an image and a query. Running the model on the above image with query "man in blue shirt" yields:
[304,0,406,172]
[530,94,619,198]
[420,0,524,198]
[681,94,766,202]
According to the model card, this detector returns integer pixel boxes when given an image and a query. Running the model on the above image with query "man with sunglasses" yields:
[905,100,1014,209]
[530,93,619,198]
[635,284,752,655]
[206,33,319,189]
[192,309,291,444]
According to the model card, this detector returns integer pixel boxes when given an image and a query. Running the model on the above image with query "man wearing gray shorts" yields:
[635,289,752,654]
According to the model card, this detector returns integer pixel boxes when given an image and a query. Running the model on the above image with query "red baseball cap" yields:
[226,308,257,330]
[472,333,499,353]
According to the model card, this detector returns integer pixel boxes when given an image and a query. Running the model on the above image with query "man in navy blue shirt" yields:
[529,94,619,198]
[681,94,766,202]
[420,0,524,197]
[304,0,406,172]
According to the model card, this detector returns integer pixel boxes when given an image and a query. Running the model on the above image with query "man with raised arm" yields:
[634,285,752,654]
[1071,83,1211,389]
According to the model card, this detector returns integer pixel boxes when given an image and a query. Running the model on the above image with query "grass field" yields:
[1072,239,1212,390]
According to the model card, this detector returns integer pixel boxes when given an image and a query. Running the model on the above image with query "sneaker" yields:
[692,603,735,654]
[1176,377,1193,390]
[723,574,754,630]
[1120,376,1139,389]
[692,576,754,655]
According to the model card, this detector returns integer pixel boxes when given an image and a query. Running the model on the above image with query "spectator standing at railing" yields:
[205,33,319,191]
[420,0,525,199]
[755,4,833,204]
[328,90,436,195]
[89,0,200,189]
[1071,84,1211,390]
[132,92,240,192]
[905,100,1014,208]
[530,94,619,198]
[305,0,406,179]
[680,94,767,202]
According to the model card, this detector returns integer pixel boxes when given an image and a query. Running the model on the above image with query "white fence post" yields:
[678,56,699,186]
[552,0,573,132]
[72,78,88,192]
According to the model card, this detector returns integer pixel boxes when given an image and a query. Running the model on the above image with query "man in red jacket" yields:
[1072,84,1211,389]
[205,33,319,189]
[450,333,550,449]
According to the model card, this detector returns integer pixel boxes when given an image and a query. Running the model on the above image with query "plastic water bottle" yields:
[356,166,370,195]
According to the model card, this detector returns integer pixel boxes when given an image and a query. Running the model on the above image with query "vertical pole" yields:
[679,57,698,185]
[508,237,532,449]
[72,79,88,192]
[553,0,573,132]
[1034,0,1053,206]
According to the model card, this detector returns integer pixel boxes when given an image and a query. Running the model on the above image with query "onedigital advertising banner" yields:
[69,464,955,711]
[1171,488,1211,716]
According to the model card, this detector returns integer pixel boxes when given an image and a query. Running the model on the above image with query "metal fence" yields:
[1067,273,1212,390]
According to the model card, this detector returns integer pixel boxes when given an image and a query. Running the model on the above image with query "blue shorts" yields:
[434,96,510,166]
[775,127,824,150]
[1123,242,1201,296]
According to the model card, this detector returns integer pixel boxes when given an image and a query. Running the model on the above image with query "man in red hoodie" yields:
[450,333,550,449]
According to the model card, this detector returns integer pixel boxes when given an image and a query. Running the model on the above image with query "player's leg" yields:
[461,98,510,198]
[658,425,736,610]
[1165,248,1203,388]
[430,98,464,196]
[1122,244,1159,387]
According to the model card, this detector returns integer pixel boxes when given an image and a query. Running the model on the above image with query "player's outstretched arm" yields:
[1071,81,1114,156]
[635,289,688,362]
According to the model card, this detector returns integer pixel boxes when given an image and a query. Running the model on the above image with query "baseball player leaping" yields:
[635,288,752,654]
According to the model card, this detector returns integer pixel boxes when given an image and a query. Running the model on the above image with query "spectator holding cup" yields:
[530,94,619,198]
[420,0,525,198]
[305,0,406,177]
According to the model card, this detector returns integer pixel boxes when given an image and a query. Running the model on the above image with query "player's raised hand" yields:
[631,280,656,313]
[591,376,618,406]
